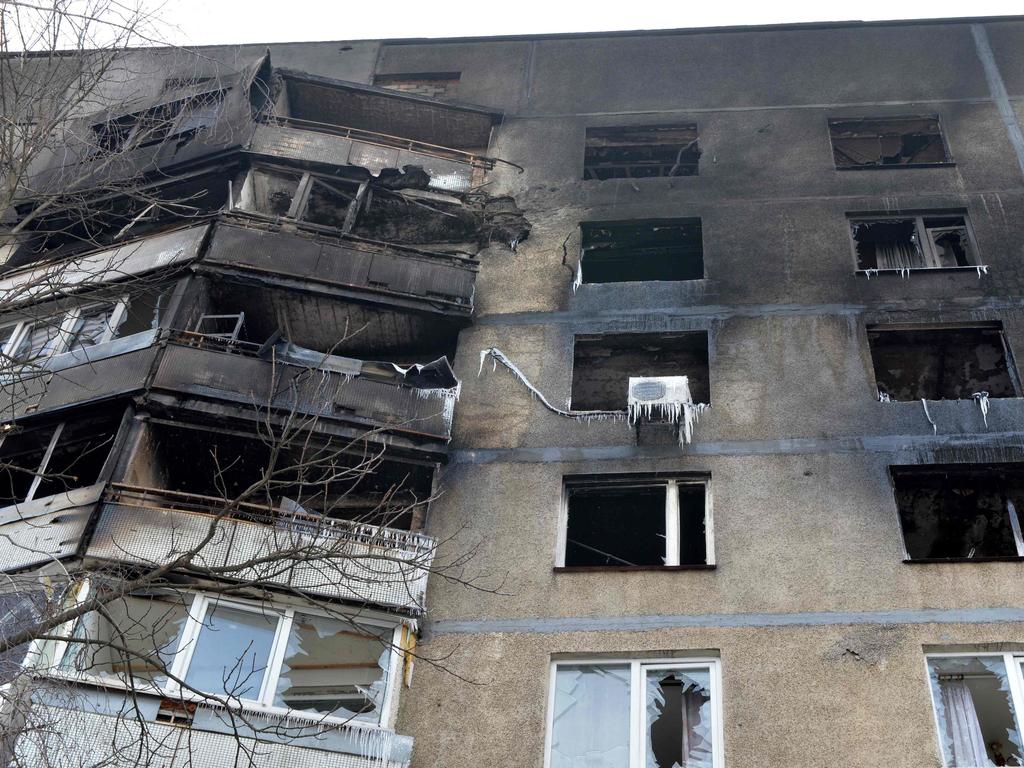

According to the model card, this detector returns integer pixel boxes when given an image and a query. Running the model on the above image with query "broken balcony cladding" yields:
[7,17,1024,768]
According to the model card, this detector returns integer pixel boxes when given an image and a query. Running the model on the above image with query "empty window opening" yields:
[572,332,710,411]
[91,91,225,154]
[561,477,709,568]
[868,325,1017,401]
[829,116,950,168]
[372,72,461,100]
[580,219,703,283]
[548,661,720,768]
[892,464,1024,561]
[851,214,977,271]
[0,409,121,506]
[192,313,244,342]
[927,654,1024,767]
[237,166,363,230]
[584,125,699,180]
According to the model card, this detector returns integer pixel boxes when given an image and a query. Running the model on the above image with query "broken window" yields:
[237,166,363,230]
[851,214,977,271]
[192,313,244,342]
[829,116,951,168]
[91,91,225,154]
[46,587,400,725]
[572,332,710,411]
[584,125,699,180]
[868,324,1018,401]
[549,660,720,768]
[892,464,1024,561]
[927,654,1024,767]
[580,220,703,283]
[560,476,709,568]
[372,72,461,100]
[0,410,121,506]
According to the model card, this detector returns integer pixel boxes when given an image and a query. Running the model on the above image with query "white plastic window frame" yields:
[32,585,404,730]
[556,478,714,568]
[0,297,128,366]
[544,657,725,768]
[924,651,1024,767]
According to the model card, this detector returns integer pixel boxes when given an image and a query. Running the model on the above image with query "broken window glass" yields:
[244,168,302,218]
[851,215,975,270]
[564,479,707,568]
[584,126,699,180]
[572,332,710,411]
[551,665,632,768]
[32,413,120,499]
[9,321,60,364]
[175,92,224,133]
[274,614,392,721]
[829,117,950,168]
[646,668,713,768]
[0,425,55,505]
[183,603,277,701]
[581,220,703,283]
[304,178,359,229]
[892,465,1024,560]
[59,594,189,687]
[928,656,1024,767]
[64,307,113,352]
[868,325,1017,401]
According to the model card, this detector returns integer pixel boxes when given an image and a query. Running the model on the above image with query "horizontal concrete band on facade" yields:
[427,606,1024,636]
[451,430,1024,464]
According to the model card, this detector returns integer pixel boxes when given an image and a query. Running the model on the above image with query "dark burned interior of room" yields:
[583,125,700,180]
[851,215,974,270]
[0,408,122,506]
[572,331,710,410]
[868,325,1017,400]
[581,219,703,283]
[892,464,1024,560]
[132,422,434,530]
[829,117,949,168]
[564,480,706,567]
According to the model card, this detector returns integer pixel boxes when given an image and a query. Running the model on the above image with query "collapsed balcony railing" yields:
[262,115,497,170]
[89,484,436,612]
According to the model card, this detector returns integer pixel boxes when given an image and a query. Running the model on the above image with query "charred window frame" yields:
[828,116,952,169]
[236,165,366,232]
[0,296,130,370]
[892,464,1024,562]
[544,658,724,768]
[583,125,700,180]
[557,474,713,571]
[571,332,711,411]
[849,213,980,272]
[0,410,122,507]
[91,90,226,154]
[579,219,704,284]
[868,323,1020,401]
[32,583,405,729]
[925,652,1024,768]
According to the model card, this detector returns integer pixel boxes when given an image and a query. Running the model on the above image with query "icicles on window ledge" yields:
[976,265,989,279]
[878,391,891,403]
[972,391,990,428]
[921,398,937,435]
[572,259,583,294]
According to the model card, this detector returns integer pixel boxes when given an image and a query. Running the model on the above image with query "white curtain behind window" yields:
[940,679,994,767]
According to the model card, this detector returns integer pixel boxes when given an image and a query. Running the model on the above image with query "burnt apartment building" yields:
[2,14,1024,768]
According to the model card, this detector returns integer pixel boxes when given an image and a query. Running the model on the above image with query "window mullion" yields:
[665,480,680,567]
[915,217,938,269]
[167,594,207,693]
[259,610,292,706]
[630,662,644,768]
[26,422,64,501]
[102,298,130,344]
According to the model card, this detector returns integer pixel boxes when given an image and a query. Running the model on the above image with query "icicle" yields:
[976,265,989,279]
[572,259,583,293]
[898,267,910,279]
[478,347,625,422]
[510,237,519,252]
[921,398,937,435]
[972,391,990,428]
[413,382,461,432]
[878,391,891,403]
[864,268,878,280]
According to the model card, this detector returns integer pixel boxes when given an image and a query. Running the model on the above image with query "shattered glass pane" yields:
[928,656,1024,767]
[645,668,713,768]
[274,613,393,722]
[551,665,631,768]
[244,169,301,217]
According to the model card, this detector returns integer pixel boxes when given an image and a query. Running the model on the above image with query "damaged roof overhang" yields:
[277,69,501,149]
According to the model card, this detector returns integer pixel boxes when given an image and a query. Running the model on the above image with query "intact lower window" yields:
[850,214,978,271]
[926,654,1024,767]
[547,660,721,768]
[868,324,1018,401]
[892,464,1024,561]
[572,332,710,411]
[584,125,699,180]
[580,220,703,283]
[560,476,711,568]
[48,589,400,725]
[829,116,951,168]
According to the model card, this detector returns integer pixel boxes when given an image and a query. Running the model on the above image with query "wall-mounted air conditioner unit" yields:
[627,375,706,447]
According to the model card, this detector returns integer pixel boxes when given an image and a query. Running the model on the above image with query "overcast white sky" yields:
[160,0,1023,47]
